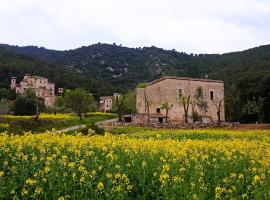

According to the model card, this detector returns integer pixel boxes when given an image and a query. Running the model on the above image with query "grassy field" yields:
[0,127,270,199]
[0,112,116,134]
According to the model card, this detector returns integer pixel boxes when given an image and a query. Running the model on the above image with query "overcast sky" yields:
[0,0,269,53]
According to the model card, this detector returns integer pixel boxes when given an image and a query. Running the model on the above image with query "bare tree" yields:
[179,95,191,123]
[144,90,150,124]
[214,99,223,127]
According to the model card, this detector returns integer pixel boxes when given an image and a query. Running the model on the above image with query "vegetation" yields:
[179,95,191,123]
[1,43,270,123]
[112,92,136,122]
[63,88,96,120]
[0,128,270,199]
[0,112,116,134]
[13,89,45,117]
[160,102,173,122]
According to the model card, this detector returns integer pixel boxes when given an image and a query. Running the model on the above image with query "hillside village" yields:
[4,73,226,126]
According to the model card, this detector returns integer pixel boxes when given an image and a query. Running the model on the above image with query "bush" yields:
[89,123,105,135]
[79,124,105,136]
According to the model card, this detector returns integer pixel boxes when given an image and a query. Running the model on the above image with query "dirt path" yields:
[52,124,86,133]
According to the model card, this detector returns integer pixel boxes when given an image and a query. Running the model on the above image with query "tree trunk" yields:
[216,100,222,127]
[78,113,82,121]
[217,110,221,127]
[183,95,190,124]
[165,109,168,123]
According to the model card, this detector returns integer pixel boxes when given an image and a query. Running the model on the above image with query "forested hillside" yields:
[0,49,119,98]
[1,43,270,123]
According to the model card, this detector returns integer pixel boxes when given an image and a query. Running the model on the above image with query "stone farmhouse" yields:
[10,74,60,107]
[98,93,121,112]
[135,76,225,123]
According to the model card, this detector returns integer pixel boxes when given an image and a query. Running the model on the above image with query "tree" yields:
[13,89,45,116]
[179,95,191,123]
[0,88,16,100]
[122,91,136,115]
[64,88,95,120]
[144,91,150,124]
[246,97,266,123]
[0,99,10,118]
[160,102,173,122]
[190,87,208,122]
[112,95,125,122]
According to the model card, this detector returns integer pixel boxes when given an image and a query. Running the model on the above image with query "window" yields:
[156,108,161,113]
[178,89,183,98]
[210,91,214,100]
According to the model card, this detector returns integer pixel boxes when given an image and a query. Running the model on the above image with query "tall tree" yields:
[112,95,125,122]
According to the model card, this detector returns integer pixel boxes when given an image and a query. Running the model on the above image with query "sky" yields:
[0,0,270,54]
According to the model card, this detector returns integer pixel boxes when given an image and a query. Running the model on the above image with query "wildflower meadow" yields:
[0,128,270,199]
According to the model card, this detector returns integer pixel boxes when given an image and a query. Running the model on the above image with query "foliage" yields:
[122,91,136,115]
[246,97,266,123]
[0,129,270,199]
[0,123,9,132]
[64,88,96,120]
[136,82,147,88]
[0,99,10,116]
[193,86,208,114]
[0,112,115,134]
[191,110,200,122]
[2,44,270,122]
[160,102,173,122]
[112,95,125,122]
[13,89,45,116]
[0,88,16,100]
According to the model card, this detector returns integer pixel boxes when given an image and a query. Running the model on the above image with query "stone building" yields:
[11,74,55,107]
[98,93,121,112]
[135,76,225,123]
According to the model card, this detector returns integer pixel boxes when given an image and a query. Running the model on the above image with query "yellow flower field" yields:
[0,129,270,199]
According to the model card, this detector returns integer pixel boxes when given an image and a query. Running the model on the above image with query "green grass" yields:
[0,112,116,134]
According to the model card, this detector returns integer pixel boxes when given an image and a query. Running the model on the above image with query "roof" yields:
[146,76,224,86]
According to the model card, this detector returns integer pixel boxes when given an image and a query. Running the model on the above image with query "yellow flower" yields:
[35,187,43,195]
[21,188,28,196]
[162,164,170,172]
[97,182,104,190]
[25,178,37,185]
[58,196,65,200]
[0,171,4,177]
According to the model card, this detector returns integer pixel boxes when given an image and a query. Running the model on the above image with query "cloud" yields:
[0,0,269,53]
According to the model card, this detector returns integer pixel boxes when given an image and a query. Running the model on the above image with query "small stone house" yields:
[11,74,56,107]
[98,93,121,112]
[135,76,225,123]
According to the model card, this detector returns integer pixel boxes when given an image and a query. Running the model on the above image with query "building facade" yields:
[136,76,225,123]
[98,93,121,112]
[11,74,55,107]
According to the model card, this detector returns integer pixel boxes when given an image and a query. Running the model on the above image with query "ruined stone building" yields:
[98,93,121,112]
[135,76,225,123]
[10,74,56,107]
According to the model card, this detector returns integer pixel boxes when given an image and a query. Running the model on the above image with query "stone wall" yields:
[136,77,225,123]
